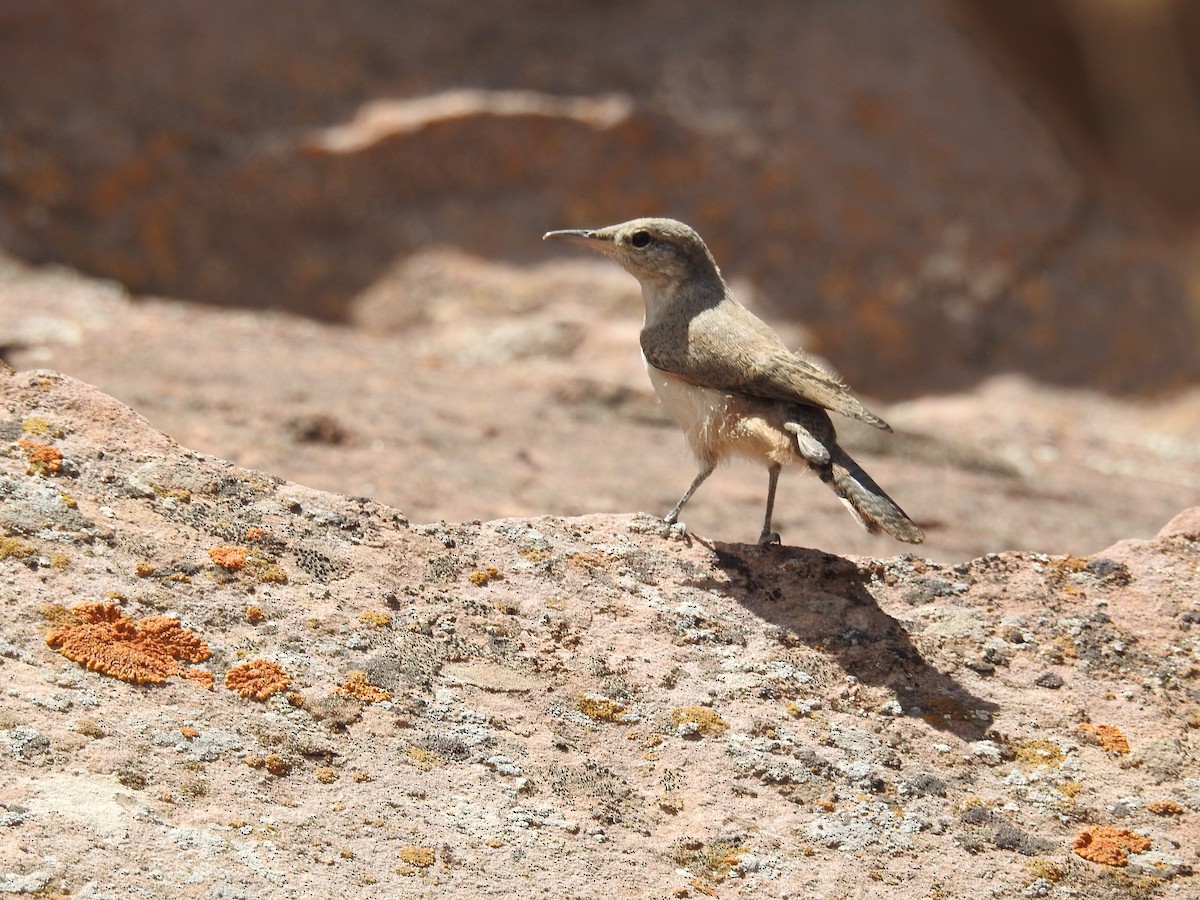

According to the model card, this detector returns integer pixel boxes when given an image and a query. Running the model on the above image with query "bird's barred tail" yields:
[822,446,925,544]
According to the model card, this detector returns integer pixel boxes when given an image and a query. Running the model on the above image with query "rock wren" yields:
[544,217,924,545]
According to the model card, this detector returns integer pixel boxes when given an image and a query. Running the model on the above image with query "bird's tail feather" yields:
[822,446,924,543]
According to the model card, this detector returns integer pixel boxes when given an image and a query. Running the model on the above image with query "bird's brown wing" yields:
[642,304,893,431]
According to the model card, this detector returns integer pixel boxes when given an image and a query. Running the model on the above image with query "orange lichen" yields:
[336,671,392,704]
[1079,723,1130,754]
[209,545,249,570]
[1073,826,1150,866]
[225,659,291,700]
[246,605,264,624]
[315,767,339,784]
[405,746,446,770]
[18,438,63,475]
[45,602,210,685]
[181,667,214,690]
[246,753,293,776]
[180,725,199,739]
[244,527,270,542]
[1146,799,1183,816]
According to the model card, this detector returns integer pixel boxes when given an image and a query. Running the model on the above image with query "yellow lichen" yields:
[315,767,339,784]
[468,566,502,586]
[1011,738,1066,768]
[74,718,106,738]
[22,416,65,438]
[577,691,631,722]
[398,846,435,868]
[673,706,729,736]
[405,746,445,770]
[359,610,392,628]
[1025,859,1066,884]
[672,839,746,884]
[0,536,35,560]
[39,602,74,627]
[255,564,288,584]
[785,700,812,719]
[1057,780,1083,801]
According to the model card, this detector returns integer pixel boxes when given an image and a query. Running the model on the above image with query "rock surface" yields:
[2,366,1198,897]
[3,250,1198,566]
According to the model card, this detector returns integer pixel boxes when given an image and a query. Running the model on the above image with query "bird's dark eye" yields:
[630,230,653,249]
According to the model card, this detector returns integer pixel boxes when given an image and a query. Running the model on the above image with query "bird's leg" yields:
[664,463,715,529]
[758,464,782,545]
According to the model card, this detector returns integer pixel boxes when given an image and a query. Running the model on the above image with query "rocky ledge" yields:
[1,367,1197,899]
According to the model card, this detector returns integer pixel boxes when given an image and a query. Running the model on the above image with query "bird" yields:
[543,217,924,546]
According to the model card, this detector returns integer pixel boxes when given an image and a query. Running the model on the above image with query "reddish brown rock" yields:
[1,2,1197,395]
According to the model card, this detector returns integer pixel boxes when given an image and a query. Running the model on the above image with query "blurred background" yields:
[1,0,1198,560]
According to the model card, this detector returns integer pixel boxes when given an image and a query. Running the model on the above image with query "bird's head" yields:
[543,217,721,289]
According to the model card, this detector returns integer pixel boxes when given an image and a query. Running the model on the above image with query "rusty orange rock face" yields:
[45,601,211,684]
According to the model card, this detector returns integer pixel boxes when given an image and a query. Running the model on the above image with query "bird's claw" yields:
[668,520,688,540]
[757,531,781,546]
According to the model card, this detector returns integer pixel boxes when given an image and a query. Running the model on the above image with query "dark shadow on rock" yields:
[695,540,998,741]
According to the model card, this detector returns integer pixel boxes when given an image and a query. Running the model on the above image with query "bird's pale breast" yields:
[643,356,797,469]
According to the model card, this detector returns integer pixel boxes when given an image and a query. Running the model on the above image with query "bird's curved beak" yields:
[543,228,609,249]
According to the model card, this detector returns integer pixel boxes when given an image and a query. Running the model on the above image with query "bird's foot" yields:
[757,530,781,546]
[667,520,688,540]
